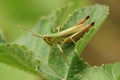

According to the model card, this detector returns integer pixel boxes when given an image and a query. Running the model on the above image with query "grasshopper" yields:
[18,15,94,58]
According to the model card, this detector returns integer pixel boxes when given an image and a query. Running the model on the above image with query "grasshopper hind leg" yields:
[76,15,90,25]
[62,37,76,44]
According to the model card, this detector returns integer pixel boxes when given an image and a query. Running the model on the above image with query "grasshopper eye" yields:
[44,36,53,45]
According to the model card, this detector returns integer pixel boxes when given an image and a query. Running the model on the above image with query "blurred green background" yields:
[0,0,120,80]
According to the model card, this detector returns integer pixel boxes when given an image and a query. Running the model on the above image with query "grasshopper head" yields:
[43,36,53,45]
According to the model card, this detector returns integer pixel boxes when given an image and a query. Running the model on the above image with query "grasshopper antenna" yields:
[17,24,44,38]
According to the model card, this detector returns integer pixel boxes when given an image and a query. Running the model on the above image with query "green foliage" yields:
[1,3,118,80]
[76,62,120,80]
[0,30,6,44]
[0,44,47,79]
[50,3,73,33]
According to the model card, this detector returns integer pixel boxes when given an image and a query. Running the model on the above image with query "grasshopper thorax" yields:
[43,35,64,46]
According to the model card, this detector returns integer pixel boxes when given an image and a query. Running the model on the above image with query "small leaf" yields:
[75,62,120,80]
[50,3,73,33]
[0,43,46,79]
[66,55,90,80]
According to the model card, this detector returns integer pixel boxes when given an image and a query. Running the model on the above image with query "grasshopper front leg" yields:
[57,25,62,32]
[56,44,68,60]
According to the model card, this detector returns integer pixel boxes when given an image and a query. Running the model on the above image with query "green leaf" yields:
[75,4,109,55]
[50,3,73,33]
[45,44,89,80]
[75,62,120,80]
[68,4,109,80]
[66,55,90,80]
[0,43,47,79]
[46,4,109,80]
